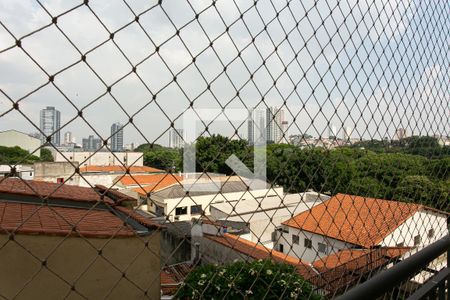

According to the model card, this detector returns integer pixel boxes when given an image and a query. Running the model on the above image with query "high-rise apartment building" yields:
[328,124,338,139]
[266,107,286,143]
[342,126,353,141]
[247,109,266,145]
[169,128,184,148]
[82,135,102,151]
[63,131,76,145]
[39,106,61,146]
[111,122,124,152]
[247,107,286,144]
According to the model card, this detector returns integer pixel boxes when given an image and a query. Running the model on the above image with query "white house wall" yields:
[275,226,352,263]
[381,210,448,248]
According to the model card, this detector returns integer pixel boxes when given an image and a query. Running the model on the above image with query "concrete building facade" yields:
[0,130,41,156]
[52,151,144,167]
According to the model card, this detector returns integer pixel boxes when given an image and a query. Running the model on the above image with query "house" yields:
[209,191,330,248]
[0,129,41,156]
[0,164,34,180]
[148,176,284,222]
[274,194,448,265]
[191,219,414,297]
[0,178,161,299]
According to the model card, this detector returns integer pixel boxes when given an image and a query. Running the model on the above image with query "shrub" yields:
[175,260,320,300]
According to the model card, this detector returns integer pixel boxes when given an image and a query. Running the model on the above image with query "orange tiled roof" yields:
[312,247,410,270]
[0,178,160,237]
[0,201,148,238]
[282,194,421,248]
[117,174,182,194]
[0,178,115,204]
[206,233,316,279]
[80,165,164,173]
[310,247,410,294]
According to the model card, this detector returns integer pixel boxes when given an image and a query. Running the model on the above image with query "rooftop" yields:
[118,173,182,188]
[0,178,160,237]
[0,178,122,205]
[151,177,272,200]
[206,233,316,279]
[282,194,422,247]
[310,247,411,294]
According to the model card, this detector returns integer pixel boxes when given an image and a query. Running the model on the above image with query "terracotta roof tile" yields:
[161,263,193,295]
[0,201,136,237]
[206,233,316,279]
[310,247,410,294]
[0,179,161,237]
[124,174,182,194]
[0,178,114,204]
[282,194,421,247]
[80,165,164,173]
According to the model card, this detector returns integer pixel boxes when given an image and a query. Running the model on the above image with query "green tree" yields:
[394,176,449,210]
[195,135,252,174]
[175,260,320,300]
[40,148,54,162]
[143,148,182,171]
[0,146,40,164]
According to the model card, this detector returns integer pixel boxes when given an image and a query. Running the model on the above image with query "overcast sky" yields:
[0,0,448,146]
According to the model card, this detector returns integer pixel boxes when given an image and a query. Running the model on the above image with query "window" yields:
[304,238,312,249]
[29,172,33,176]
[279,244,284,253]
[190,205,202,215]
[175,206,187,216]
[292,235,299,245]
[414,235,421,246]
[271,232,277,242]
[428,229,434,238]
[56,178,64,183]
[318,242,327,254]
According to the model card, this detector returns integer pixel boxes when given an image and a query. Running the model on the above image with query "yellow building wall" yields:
[0,232,160,300]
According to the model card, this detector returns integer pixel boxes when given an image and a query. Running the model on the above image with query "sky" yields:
[0,0,448,147]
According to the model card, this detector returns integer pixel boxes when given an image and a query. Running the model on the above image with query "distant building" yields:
[266,107,286,143]
[328,124,337,139]
[342,126,352,141]
[63,131,75,145]
[168,128,184,149]
[82,135,102,151]
[247,109,266,145]
[0,178,161,299]
[0,130,41,156]
[39,106,61,146]
[111,122,124,152]
[393,128,407,140]
[52,150,144,167]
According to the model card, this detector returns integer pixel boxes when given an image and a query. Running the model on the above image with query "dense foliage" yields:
[137,143,182,171]
[137,135,449,211]
[0,146,43,164]
[175,260,319,300]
